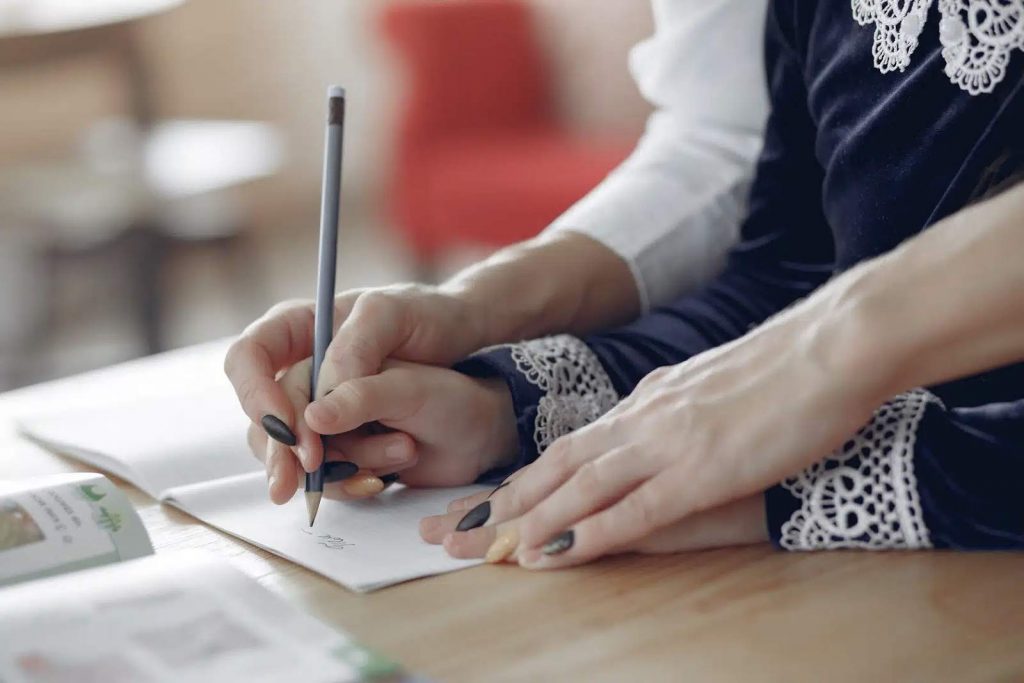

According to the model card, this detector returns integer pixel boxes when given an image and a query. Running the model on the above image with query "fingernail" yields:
[380,473,400,489]
[455,501,490,532]
[342,474,385,497]
[261,415,297,446]
[488,481,510,498]
[384,439,409,464]
[296,445,313,472]
[268,475,278,495]
[324,461,359,482]
[306,401,337,426]
[542,530,574,556]
[484,527,519,564]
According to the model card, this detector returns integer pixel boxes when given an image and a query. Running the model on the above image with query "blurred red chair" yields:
[380,0,633,271]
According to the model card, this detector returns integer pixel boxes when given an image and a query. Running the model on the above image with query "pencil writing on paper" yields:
[299,527,355,550]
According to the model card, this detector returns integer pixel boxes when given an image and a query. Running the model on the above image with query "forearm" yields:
[440,231,641,347]
[823,181,1024,401]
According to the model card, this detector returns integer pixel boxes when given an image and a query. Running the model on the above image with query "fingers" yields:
[476,434,590,528]
[514,446,655,552]
[626,494,768,554]
[313,291,411,401]
[517,471,687,569]
[305,366,424,435]
[276,359,322,473]
[266,439,300,504]
[326,430,418,474]
[224,300,315,429]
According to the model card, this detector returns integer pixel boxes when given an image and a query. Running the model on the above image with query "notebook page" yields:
[164,472,487,593]
[16,341,259,498]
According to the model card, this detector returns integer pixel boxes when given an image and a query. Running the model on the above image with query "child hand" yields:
[247,358,518,503]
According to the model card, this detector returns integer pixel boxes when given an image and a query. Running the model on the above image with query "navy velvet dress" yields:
[457,1,1024,550]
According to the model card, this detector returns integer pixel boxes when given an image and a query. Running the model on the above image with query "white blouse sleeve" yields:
[544,0,770,310]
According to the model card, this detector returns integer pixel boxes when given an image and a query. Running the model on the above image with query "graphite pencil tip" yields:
[306,491,322,527]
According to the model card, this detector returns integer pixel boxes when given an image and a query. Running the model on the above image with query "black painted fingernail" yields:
[455,501,491,532]
[324,461,359,482]
[542,530,574,556]
[488,481,510,498]
[380,473,400,489]
[261,415,297,446]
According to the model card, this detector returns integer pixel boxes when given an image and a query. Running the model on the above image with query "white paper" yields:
[0,553,377,683]
[17,341,259,498]
[165,473,487,593]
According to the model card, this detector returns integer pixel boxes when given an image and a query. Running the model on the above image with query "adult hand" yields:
[225,284,488,478]
[245,357,518,504]
[434,288,889,569]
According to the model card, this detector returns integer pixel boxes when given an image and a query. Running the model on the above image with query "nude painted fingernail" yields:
[456,501,490,532]
[341,474,385,497]
[542,530,574,556]
[261,415,297,446]
[268,475,278,495]
[484,527,519,564]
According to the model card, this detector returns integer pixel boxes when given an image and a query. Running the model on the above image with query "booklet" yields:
[17,341,487,593]
[0,473,151,588]
[0,550,417,683]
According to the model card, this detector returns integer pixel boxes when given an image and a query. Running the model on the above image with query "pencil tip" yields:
[305,491,322,527]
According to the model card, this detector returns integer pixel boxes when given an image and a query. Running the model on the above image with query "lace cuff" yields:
[767,389,942,551]
[454,335,620,478]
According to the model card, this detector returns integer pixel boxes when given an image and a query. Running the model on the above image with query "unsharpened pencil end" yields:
[306,491,322,527]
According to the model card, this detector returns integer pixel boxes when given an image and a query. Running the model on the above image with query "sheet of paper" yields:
[16,341,259,498]
[0,552,408,683]
[165,473,488,592]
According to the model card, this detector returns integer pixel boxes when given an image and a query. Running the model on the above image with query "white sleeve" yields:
[544,0,770,310]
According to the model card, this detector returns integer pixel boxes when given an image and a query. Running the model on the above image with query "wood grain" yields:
[2,389,1022,682]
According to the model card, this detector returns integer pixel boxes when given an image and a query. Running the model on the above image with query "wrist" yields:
[801,258,918,405]
[440,231,640,347]
[475,377,519,474]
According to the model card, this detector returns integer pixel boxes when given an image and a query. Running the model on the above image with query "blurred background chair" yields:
[380,0,633,276]
[0,0,651,390]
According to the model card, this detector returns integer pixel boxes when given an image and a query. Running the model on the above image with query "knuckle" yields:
[572,461,604,501]
[223,337,255,378]
[629,487,663,529]
[265,298,311,319]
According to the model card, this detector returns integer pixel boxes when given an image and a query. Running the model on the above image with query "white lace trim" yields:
[507,335,619,453]
[851,0,1024,95]
[780,389,941,551]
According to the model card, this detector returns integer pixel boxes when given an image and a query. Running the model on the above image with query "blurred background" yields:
[0,0,651,391]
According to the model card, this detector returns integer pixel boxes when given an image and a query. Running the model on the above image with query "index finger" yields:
[304,366,425,435]
[225,295,360,428]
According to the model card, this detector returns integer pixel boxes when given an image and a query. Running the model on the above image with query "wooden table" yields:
[2,375,1022,682]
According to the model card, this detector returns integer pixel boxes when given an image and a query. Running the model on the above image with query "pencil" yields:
[306,85,346,526]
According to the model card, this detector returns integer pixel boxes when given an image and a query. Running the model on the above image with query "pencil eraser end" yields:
[327,85,346,99]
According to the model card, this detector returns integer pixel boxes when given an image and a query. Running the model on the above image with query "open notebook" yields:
[17,341,487,593]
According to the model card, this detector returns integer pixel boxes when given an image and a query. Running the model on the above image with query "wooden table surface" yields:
[2,376,1023,683]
